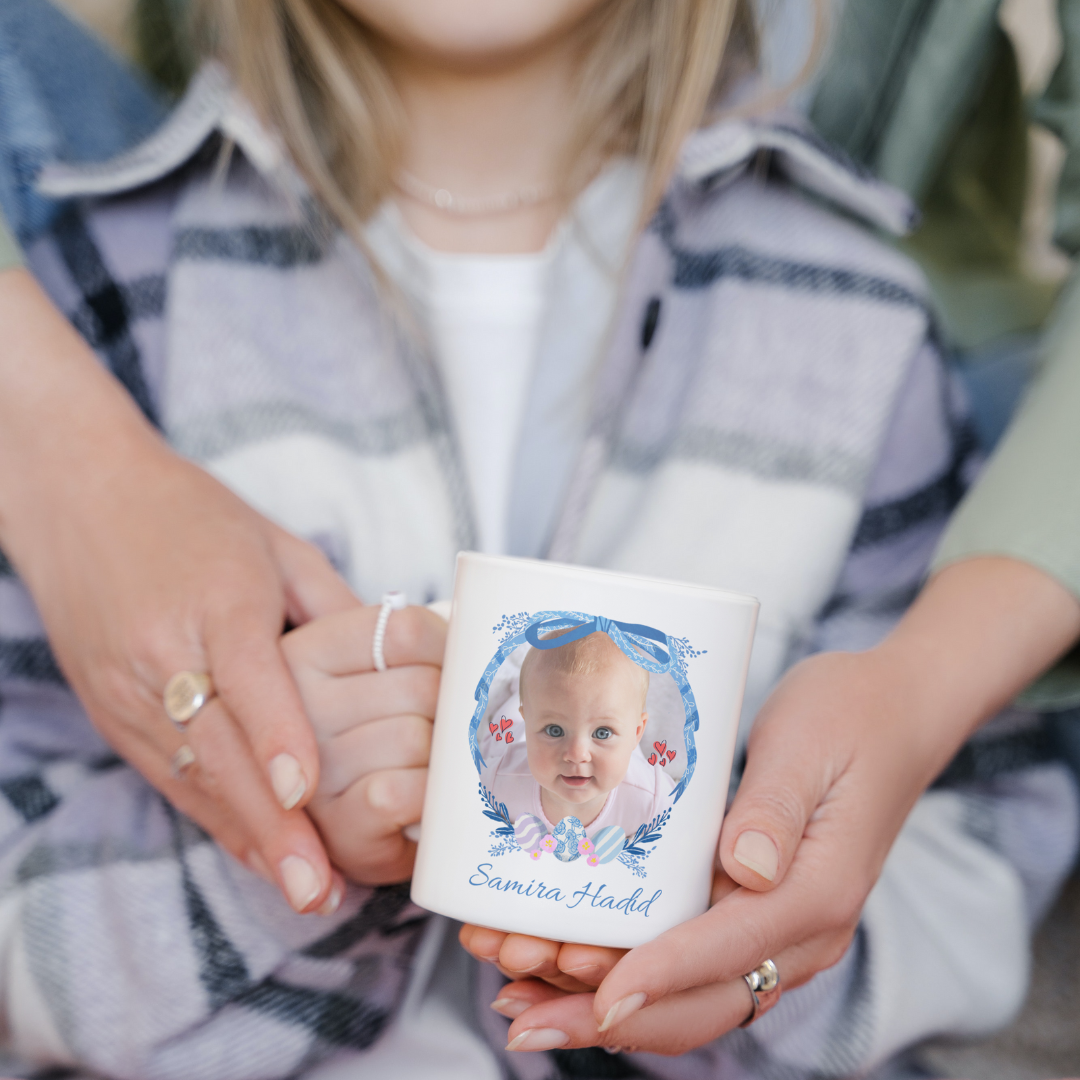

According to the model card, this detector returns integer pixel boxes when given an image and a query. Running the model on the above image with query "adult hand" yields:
[460,558,1080,1053]
[461,650,916,1053]
[284,604,447,886]
[0,269,356,914]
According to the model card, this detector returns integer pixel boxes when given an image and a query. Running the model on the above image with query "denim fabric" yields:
[0,0,166,245]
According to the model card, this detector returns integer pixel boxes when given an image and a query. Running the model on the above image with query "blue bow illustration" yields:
[471,609,699,803]
[525,616,672,674]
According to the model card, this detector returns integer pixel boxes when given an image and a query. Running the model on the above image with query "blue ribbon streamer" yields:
[470,610,700,803]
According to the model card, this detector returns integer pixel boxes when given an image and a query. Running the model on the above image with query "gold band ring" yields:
[171,744,197,778]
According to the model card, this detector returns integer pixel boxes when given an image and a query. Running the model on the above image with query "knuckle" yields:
[290,534,331,569]
[88,664,152,720]
[278,629,304,672]
[186,716,238,783]
[413,665,441,714]
[733,788,808,848]
[735,922,773,974]
[400,715,433,764]
[387,606,427,659]
[340,835,414,887]
[819,929,856,970]
[829,875,873,930]
[128,617,195,680]
[212,641,278,698]
[362,769,412,816]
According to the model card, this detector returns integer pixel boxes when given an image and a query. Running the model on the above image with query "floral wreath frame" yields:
[469,610,705,878]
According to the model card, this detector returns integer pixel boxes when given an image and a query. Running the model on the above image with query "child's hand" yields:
[282,604,447,886]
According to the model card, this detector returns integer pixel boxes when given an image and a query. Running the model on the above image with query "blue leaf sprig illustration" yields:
[480,783,519,856]
[618,808,672,877]
[480,783,514,835]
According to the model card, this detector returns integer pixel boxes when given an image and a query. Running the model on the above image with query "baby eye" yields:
[593,727,614,740]
[543,724,565,738]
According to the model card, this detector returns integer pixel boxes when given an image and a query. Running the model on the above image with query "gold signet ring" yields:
[164,671,215,728]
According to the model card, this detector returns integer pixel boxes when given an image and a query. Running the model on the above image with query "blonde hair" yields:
[198,0,757,240]
[519,630,649,710]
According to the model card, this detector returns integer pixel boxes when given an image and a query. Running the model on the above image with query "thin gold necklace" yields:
[394,169,556,216]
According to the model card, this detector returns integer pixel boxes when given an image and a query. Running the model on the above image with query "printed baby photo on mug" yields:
[470,612,701,878]
[412,554,756,948]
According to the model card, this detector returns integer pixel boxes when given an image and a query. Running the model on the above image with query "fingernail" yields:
[270,754,307,811]
[597,991,647,1032]
[505,1028,569,1052]
[317,883,343,917]
[563,963,603,979]
[403,822,422,843]
[280,855,321,912]
[490,997,530,1019]
[733,830,779,882]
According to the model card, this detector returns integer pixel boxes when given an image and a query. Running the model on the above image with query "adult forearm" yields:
[0,267,159,569]
[880,555,1080,777]
[0,265,344,913]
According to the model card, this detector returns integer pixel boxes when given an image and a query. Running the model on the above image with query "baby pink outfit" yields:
[478,707,675,837]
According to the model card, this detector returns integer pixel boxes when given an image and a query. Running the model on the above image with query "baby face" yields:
[520,660,647,811]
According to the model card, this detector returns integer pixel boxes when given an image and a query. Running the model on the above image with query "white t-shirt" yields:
[353,175,640,1076]
[405,239,553,555]
[337,224,553,1080]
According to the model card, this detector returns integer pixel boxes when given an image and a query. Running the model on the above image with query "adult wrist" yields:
[872,557,1080,773]
[0,269,160,565]
[0,394,157,550]
[864,635,972,789]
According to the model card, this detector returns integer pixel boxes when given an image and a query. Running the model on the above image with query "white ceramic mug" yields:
[411,553,757,949]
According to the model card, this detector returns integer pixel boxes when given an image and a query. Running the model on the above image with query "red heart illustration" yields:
[648,753,658,765]
[505,732,514,744]
[500,716,514,732]
[653,741,667,758]
[667,749,677,762]
[488,722,498,735]
[495,733,503,741]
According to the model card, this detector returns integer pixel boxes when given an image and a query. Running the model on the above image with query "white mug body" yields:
[412,553,757,949]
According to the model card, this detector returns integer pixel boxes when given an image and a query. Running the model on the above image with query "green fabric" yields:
[811,0,1060,349]
[901,28,1059,348]
[132,0,194,96]
[814,1,1080,706]
[934,271,1080,708]
[1033,0,1080,255]
[0,208,22,272]
[812,0,1003,203]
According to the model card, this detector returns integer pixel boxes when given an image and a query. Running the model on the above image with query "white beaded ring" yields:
[372,591,408,673]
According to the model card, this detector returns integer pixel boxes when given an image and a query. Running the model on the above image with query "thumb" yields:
[271,527,361,623]
[718,707,833,891]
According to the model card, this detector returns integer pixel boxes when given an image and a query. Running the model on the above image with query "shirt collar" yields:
[37,63,285,200]
[38,62,914,237]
